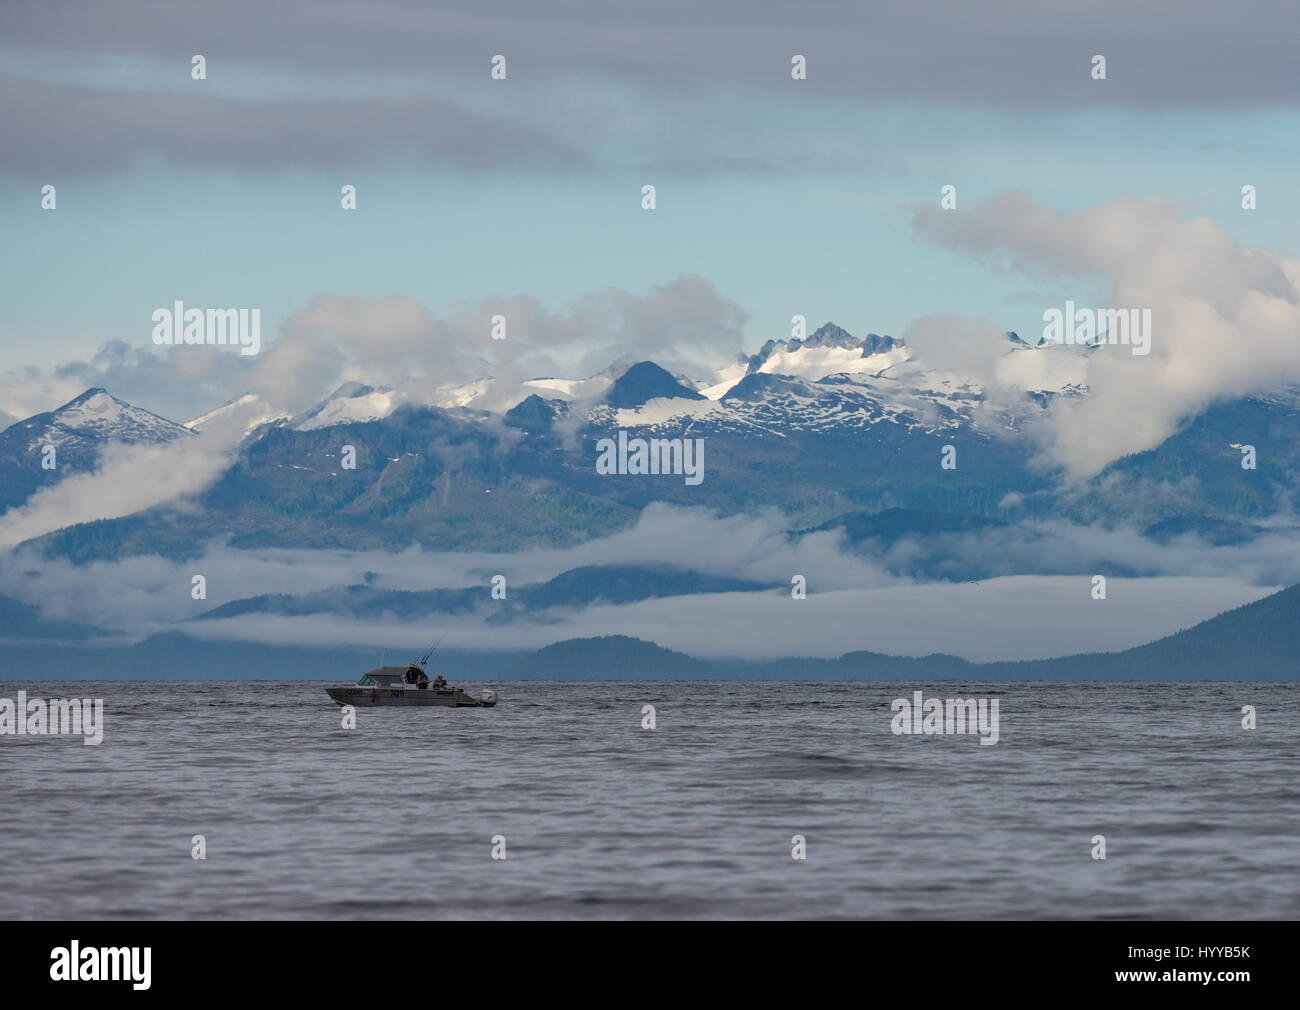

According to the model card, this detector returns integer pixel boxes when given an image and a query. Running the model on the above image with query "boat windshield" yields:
[357,674,376,686]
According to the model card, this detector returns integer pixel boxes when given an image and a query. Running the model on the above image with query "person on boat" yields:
[432,674,447,689]
[404,666,430,689]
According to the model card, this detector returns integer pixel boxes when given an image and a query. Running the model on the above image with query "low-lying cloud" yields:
[1,503,1292,661]
[0,435,236,549]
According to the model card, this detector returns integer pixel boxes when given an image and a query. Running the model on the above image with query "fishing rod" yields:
[411,636,440,668]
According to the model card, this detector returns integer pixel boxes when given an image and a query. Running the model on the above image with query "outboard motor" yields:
[479,689,498,707]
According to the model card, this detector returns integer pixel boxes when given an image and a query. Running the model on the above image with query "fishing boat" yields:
[324,643,497,709]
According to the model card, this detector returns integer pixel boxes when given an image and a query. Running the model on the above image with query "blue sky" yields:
[5,104,1298,371]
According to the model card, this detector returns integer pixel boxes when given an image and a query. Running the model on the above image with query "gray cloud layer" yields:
[5,1,1298,107]
[4,2,1299,180]
[0,71,586,175]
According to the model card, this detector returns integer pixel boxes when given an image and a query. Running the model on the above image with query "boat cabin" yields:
[355,665,412,688]
[354,664,438,690]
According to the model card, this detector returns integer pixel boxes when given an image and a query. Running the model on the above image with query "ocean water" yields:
[1,680,1296,920]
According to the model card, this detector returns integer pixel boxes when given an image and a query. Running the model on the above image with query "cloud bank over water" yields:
[2,504,1292,662]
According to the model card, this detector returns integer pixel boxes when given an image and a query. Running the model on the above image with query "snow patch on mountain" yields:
[430,377,494,408]
[291,383,409,431]
[751,343,912,383]
[699,361,749,400]
[611,396,722,428]
[699,322,912,399]
[186,394,289,439]
[521,374,614,401]
[180,319,1104,446]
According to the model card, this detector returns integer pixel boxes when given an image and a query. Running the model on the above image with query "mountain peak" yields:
[595,356,640,380]
[806,322,860,348]
[46,388,191,440]
[0,387,194,512]
[504,393,565,432]
[55,387,126,415]
[185,393,288,438]
[745,323,904,375]
[290,383,406,431]
[605,361,706,409]
[326,381,376,400]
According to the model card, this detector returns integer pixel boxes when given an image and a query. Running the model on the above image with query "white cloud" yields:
[1,504,1292,661]
[914,192,1300,478]
[1,277,749,430]
[143,575,1278,663]
[0,435,236,549]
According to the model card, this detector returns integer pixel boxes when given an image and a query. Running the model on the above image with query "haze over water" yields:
[2,680,1296,919]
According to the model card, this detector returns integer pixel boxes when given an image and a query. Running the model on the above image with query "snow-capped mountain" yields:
[567,323,1096,440]
[430,377,494,408]
[0,387,195,511]
[185,383,417,440]
[739,323,909,381]
[3,387,194,451]
[240,319,1095,441]
[518,374,613,403]
[288,382,411,431]
[185,393,288,440]
[9,315,1300,559]
[2,321,1101,477]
